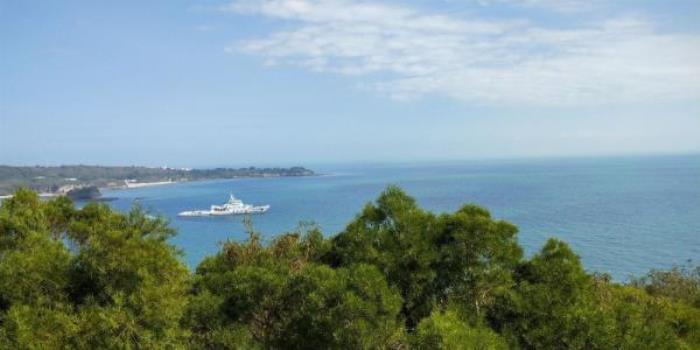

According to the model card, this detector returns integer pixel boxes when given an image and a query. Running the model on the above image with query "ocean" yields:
[101,154,700,281]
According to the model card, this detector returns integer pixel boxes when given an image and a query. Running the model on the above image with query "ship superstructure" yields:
[178,194,269,216]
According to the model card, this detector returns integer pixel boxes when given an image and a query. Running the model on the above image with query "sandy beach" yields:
[123,180,177,189]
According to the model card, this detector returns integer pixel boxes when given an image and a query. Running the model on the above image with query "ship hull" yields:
[178,205,270,217]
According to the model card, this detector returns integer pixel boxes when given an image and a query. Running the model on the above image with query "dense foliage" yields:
[1,186,698,349]
[0,188,189,348]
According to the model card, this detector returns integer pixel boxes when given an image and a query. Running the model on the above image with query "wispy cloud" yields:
[223,0,700,105]
[474,0,603,13]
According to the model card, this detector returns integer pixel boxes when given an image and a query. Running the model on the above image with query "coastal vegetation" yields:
[1,187,698,349]
[0,165,315,196]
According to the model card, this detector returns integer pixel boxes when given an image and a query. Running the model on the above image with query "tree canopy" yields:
[0,188,190,348]
[1,186,698,349]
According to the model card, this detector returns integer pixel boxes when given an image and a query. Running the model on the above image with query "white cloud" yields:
[224,0,700,105]
[474,0,603,13]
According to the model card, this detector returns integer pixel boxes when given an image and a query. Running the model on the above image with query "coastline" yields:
[0,192,57,200]
[1,169,319,198]
[102,173,324,192]
[122,180,177,189]
[0,165,315,197]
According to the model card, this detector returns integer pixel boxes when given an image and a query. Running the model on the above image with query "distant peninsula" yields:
[0,165,315,198]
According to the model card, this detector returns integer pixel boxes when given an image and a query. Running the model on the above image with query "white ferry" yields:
[178,194,270,217]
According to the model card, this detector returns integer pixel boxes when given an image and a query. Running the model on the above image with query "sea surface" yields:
[101,154,700,281]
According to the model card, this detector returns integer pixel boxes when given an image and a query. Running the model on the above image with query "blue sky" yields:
[1,0,699,167]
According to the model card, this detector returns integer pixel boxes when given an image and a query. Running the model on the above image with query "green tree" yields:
[411,309,508,350]
[3,186,698,349]
[631,262,700,308]
[597,269,700,349]
[488,239,608,349]
[329,186,522,328]
[187,229,404,349]
[328,186,440,328]
[433,204,522,320]
[0,189,190,348]
[593,281,686,350]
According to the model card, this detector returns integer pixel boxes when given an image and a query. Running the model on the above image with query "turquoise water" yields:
[102,154,700,281]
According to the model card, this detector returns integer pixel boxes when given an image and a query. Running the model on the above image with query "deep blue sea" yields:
[101,154,700,281]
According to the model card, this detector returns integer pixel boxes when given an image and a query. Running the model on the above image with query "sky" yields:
[1,0,699,167]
